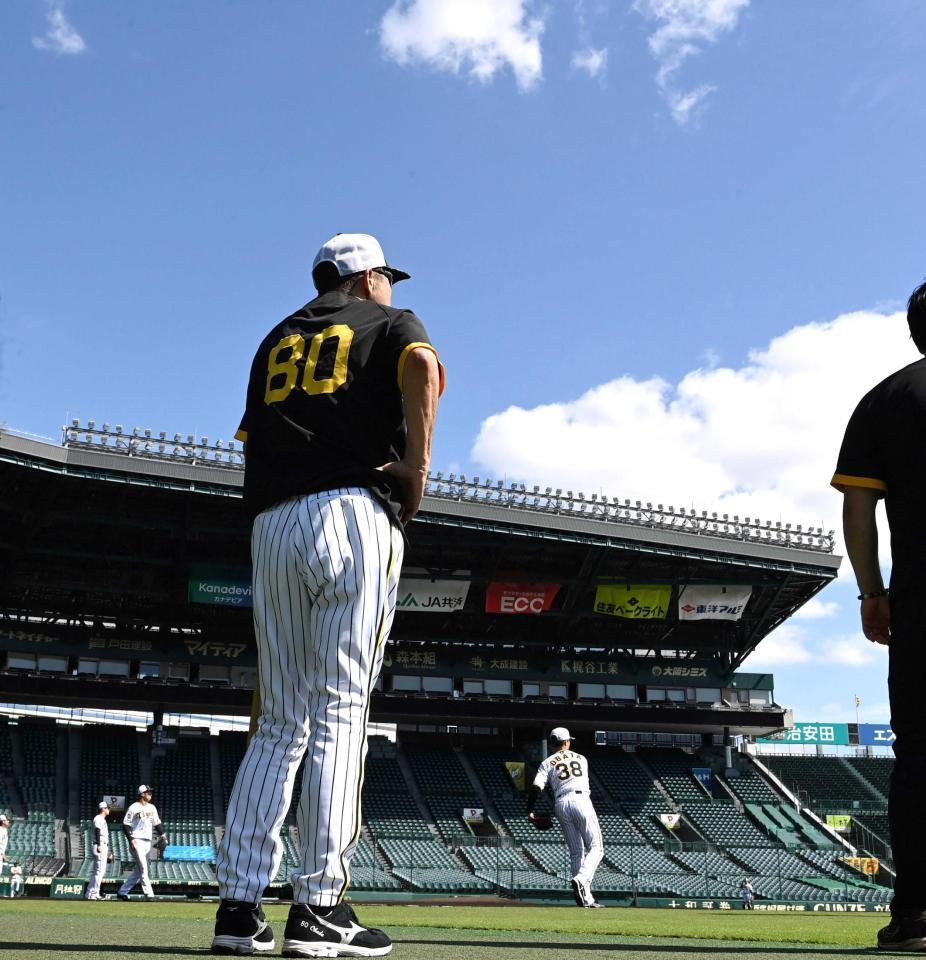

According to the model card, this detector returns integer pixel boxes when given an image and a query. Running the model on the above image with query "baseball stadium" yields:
[0,421,895,957]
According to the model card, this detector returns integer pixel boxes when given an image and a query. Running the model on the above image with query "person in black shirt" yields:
[832,280,926,951]
[213,234,443,957]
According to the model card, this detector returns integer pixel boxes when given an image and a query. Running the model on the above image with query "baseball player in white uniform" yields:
[528,727,604,908]
[85,801,110,900]
[213,234,442,956]
[117,785,165,900]
[0,814,9,875]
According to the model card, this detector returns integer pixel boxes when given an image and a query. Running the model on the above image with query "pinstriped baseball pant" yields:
[556,794,604,887]
[216,488,403,906]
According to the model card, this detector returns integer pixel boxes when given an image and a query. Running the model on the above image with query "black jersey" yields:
[236,291,444,521]
[832,357,926,594]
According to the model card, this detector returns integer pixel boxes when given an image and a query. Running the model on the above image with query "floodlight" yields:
[159,431,166,440]
[115,425,123,433]
[71,418,79,427]
[103,423,110,432]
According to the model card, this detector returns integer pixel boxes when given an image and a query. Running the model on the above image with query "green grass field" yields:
[0,900,895,959]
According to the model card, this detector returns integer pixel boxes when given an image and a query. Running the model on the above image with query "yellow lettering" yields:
[302,324,354,396]
[264,334,305,404]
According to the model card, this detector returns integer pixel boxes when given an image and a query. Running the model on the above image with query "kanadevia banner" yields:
[188,576,253,607]
[678,585,752,621]
[485,581,560,615]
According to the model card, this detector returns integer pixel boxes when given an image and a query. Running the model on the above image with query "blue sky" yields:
[3,0,926,724]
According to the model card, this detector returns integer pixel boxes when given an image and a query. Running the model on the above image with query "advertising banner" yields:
[462,807,484,824]
[858,724,895,746]
[692,767,713,791]
[103,794,126,812]
[505,761,526,791]
[757,722,850,746]
[660,813,681,830]
[678,585,752,621]
[50,878,88,899]
[842,856,880,876]
[593,584,671,620]
[188,576,252,608]
[827,815,852,833]
[395,578,470,613]
[485,581,560,615]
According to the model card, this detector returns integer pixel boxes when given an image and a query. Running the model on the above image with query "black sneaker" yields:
[212,900,276,955]
[570,879,584,907]
[283,902,392,957]
[878,913,926,951]
[117,893,130,901]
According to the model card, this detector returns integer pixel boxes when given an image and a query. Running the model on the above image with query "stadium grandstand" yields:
[0,422,894,907]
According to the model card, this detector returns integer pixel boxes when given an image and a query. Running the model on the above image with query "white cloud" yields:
[634,0,748,124]
[379,0,545,91]
[33,5,86,56]
[742,624,812,669]
[572,47,608,80]
[819,632,885,667]
[472,308,914,556]
[790,598,840,621]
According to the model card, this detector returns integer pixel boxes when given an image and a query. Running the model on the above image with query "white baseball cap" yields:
[98,801,110,810]
[137,784,151,796]
[312,233,410,288]
[550,727,572,742]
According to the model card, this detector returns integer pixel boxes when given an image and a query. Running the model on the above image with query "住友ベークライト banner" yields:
[594,584,671,619]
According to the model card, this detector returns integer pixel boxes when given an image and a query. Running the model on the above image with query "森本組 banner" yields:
[594,584,671,619]
[485,581,560,615]
[678,585,752,621]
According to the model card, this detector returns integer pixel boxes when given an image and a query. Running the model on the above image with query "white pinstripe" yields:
[534,750,604,897]
[556,794,603,887]
[216,487,403,906]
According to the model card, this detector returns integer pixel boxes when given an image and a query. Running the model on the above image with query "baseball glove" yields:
[530,815,554,831]
[153,834,169,852]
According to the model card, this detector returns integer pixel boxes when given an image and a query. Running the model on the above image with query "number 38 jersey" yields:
[533,750,590,802]
[236,291,444,521]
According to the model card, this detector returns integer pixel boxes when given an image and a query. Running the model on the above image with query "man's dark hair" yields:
[313,262,362,296]
[908,280,926,355]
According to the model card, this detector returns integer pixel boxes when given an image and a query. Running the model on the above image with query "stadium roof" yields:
[0,424,841,734]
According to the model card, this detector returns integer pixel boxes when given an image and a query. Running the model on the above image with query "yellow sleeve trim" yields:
[235,428,248,442]
[398,342,446,396]
[831,473,887,493]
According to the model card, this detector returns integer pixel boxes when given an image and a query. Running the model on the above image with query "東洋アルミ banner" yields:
[594,584,671,619]
[485,582,560,615]
[395,578,470,613]
[678,585,752,621]
[188,576,252,607]
[757,722,850,746]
